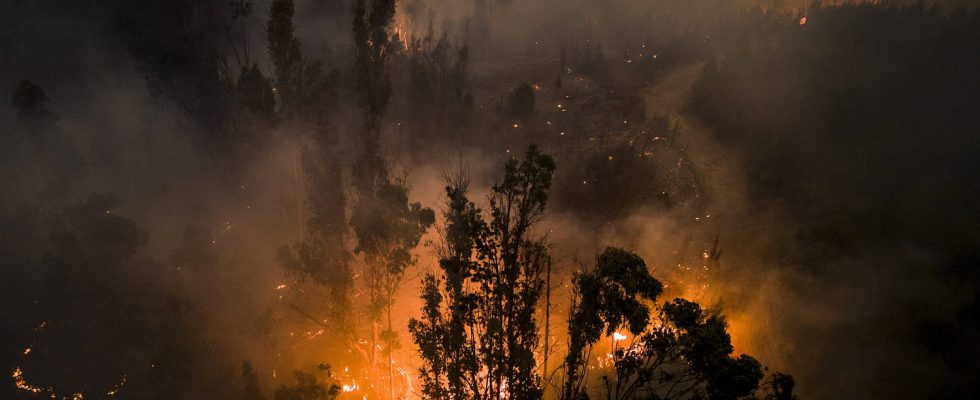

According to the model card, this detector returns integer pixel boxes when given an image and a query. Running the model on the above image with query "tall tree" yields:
[351,0,397,191]
[351,0,397,132]
[350,177,434,399]
[270,0,348,370]
[267,0,333,118]
[349,4,416,397]
[410,145,556,399]
[479,145,554,400]
[410,167,486,399]
[279,122,353,330]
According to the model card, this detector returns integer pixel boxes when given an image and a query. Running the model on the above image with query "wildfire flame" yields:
[12,367,45,394]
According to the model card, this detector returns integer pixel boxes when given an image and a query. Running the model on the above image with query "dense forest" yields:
[1,1,977,399]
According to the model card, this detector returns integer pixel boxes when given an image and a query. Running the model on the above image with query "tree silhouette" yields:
[397,27,474,144]
[410,145,556,399]
[351,0,398,194]
[279,123,353,331]
[350,177,434,399]
[352,0,397,135]
[551,243,796,400]
[270,0,349,370]
[595,298,765,400]
[267,0,301,95]
[561,247,664,399]
[266,0,333,118]
[761,372,799,400]
[409,168,485,399]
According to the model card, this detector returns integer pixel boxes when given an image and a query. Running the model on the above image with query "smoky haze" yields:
[1,0,977,399]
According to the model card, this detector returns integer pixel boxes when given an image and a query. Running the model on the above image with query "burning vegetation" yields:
[2,0,978,399]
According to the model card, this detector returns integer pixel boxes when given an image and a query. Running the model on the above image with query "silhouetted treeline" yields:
[3,0,978,399]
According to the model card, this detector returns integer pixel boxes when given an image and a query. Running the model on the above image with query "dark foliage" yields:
[562,247,664,399]
[279,123,352,329]
[351,0,398,192]
[112,0,235,148]
[267,0,334,118]
[351,0,397,133]
[350,179,435,321]
[555,245,797,400]
[13,195,231,399]
[762,372,799,400]
[392,27,474,147]
[596,298,765,400]
[350,175,434,397]
[271,365,340,400]
[410,145,555,399]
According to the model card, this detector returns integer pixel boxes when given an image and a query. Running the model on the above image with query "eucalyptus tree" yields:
[561,247,664,399]
[562,254,792,400]
[410,145,556,399]
[350,177,434,399]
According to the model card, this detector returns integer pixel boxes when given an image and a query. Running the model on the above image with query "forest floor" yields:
[641,61,792,370]
[642,62,750,215]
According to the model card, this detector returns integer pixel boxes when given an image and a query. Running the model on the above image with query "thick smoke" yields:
[1,0,977,399]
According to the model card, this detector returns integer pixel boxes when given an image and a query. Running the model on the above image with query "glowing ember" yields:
[12,367,126,399]
[12,367,45,394]
[342,380,359,392]
[106,376,126,397]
